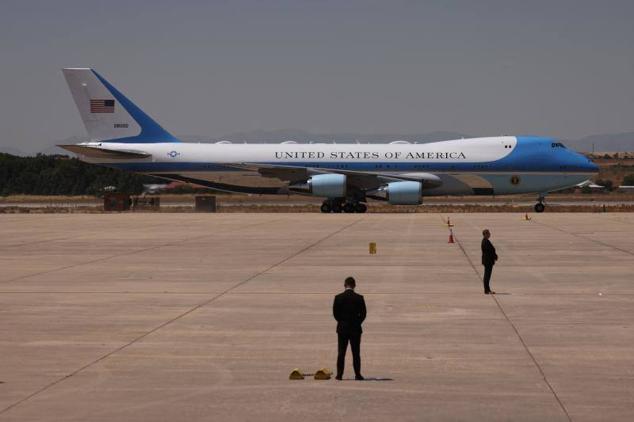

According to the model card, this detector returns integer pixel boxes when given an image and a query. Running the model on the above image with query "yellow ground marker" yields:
[289,369,305,380]
[314,368,333,380]
[288,368,333,380]
[369,242,377,254]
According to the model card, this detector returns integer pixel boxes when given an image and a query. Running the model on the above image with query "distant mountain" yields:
[9,130,634,157]
[215,129,471,144]
[39,145,77,156]
[0,146,25,156]
[215,130,634,151]
[37,136,89,157]
[565,132,634,153]
[216,129,317,142]
[216,130,634,151]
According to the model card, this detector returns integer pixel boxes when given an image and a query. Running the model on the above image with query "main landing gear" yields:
[320,199,367,213]
[534,195,546,213]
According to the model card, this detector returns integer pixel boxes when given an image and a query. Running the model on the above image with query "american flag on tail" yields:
[90,99,115,113]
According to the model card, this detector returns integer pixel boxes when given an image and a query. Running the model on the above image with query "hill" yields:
[565,132,634,153]
[7,130,634,158]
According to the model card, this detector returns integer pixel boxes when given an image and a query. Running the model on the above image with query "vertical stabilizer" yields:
[62,68,180,143]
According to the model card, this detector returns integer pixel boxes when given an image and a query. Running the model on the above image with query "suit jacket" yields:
[481,238,498,266]
[333,289,367,334]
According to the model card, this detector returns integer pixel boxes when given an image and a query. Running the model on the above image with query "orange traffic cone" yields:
[447,217,454,227]
[524,213,531,221]
[448,228,455,243]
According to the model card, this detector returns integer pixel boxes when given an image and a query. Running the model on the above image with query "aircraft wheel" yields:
[354,202,368,213]
[534,202,545,213]
[331,201,343,213]
[343,202,355,213]
[320,202,332,213]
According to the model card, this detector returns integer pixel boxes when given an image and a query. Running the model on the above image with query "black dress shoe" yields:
[335,375,342,380]
[355,375,364,380]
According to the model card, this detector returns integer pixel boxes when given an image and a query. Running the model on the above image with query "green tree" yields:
[622,174,634,186]
[0,153,160,196]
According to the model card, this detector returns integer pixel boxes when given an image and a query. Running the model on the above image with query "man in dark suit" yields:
[481,229,498,294]
[333,276,367,380]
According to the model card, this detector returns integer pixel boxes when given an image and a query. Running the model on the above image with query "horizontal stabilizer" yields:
[58,144,151,159]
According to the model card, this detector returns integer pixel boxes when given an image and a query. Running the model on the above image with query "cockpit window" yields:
[551,142,566,148]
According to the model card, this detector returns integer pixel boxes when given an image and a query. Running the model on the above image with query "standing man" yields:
[481,229,498,294]
[333,276,366,380]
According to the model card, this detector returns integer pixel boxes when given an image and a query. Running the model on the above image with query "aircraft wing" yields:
[225,162,442,191]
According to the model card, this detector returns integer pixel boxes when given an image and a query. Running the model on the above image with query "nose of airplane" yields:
[572,150,599,172]
[588,159,600,172]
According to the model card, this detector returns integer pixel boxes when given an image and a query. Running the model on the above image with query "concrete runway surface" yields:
[1,213,633,421]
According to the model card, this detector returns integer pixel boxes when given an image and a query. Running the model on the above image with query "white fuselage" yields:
[74,136,598,197]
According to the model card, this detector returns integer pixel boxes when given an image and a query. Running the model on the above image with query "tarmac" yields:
[1,213,633,421]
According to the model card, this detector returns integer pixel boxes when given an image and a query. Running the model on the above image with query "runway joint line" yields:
[0,217,363,416]
[447,220,573,422]
[532,219,634,257]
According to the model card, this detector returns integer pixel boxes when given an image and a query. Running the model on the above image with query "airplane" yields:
[59,68,599,213]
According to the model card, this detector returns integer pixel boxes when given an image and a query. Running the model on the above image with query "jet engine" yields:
[370,181,422,205]
[289,174,347,198]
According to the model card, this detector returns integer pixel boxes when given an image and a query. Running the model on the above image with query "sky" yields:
[0,0,633,154]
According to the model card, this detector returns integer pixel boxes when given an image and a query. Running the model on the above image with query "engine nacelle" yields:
[289,173,347,198]
[372,181,422,205]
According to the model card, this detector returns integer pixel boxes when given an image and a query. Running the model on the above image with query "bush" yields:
[594,178,614,191]
[622,174,634,186]
[0,153,161,196]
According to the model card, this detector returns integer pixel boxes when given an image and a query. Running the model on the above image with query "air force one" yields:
[60,68,598,213]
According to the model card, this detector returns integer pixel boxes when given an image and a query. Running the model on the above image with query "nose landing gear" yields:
[320,199,367,213]
[534,194,546,213]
